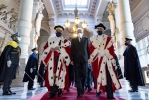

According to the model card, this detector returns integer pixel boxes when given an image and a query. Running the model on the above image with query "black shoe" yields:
[108,97,116,100]
[49,93,56,98]
[28,88,36,90]
[3,91,12,95]
[58,89,62,97]
[77,94,82,98]
[88,87,92,92]
[128,89,138,92]
[82,90,84,95]
[8,90,16,94]
[96,91,101,97]
[84,87,87,91]
[77,90,84,98]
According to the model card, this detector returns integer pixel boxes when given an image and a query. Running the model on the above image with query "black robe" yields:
[37,61,45,83]
[0,45,12,82]
[114,54,123,79]
[123,44,145,86]
[23,53,38,82]
[0,40,21,82]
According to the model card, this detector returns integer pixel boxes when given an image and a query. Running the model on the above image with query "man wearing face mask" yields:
[41,25,71,98]
[23,47,38,90]
[70,28,90,98]
[89,23,121,100]
[0,32,21,95]
[123,38,144,92]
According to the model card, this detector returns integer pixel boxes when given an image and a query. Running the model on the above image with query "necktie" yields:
[80,38,82,42]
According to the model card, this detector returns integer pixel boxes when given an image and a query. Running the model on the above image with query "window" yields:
[64,0,88,6]
[63,0,89,10]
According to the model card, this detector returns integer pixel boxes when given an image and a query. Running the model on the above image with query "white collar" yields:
[97,34,104,42]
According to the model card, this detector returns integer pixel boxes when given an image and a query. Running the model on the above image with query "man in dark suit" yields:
[70,28,90,98]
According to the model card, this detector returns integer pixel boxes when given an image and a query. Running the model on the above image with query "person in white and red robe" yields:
[89,23,121,100]
[41,25,71,98]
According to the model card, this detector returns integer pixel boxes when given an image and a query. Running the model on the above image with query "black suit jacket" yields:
[71,37,90,63]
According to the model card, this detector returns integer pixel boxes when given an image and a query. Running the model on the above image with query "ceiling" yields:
[52,0,98,17]
[0,0,143,33]
[43,0,110,18]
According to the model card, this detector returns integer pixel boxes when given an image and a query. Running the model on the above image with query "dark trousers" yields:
[132,85,138,90]
[39,80,44,87]
[74,62,88,95]
[28,79,34,89]
[130,82,138,90]
[105,65,114,99]
[3,64,17,92]
[68,64,74,86]
[86,67,92,88]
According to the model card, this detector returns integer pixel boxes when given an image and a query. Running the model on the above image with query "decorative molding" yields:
[0,21,14,35]
[0,4,18,54]
[0,4,18,34]
[52,0,98,17]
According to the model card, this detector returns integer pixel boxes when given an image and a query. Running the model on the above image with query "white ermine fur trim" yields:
[90,35,120,92]
[48,52,54,86]
[41,37,71,88]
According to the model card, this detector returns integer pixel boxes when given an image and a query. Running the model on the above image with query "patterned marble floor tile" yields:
[0,79,149,100]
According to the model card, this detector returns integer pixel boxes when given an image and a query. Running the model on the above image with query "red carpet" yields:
[27,87,125,100]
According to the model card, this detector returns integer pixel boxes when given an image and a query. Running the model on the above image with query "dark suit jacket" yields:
[71,37,90,63]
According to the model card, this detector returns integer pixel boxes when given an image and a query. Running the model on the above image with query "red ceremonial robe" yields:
[41,37,71,91]
[89,34,121,92]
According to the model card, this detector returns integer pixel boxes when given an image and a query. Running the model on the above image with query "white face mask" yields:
[35,51,38,54]
[17,37,21,41]
[78,33,83,38]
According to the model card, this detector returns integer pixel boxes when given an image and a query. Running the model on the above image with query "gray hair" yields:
[76,28,83,33]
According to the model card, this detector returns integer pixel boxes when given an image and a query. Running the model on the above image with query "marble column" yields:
[48,15,56,37]
[16,0,34,59]
[118,0,136,55]
[12,0,34,87]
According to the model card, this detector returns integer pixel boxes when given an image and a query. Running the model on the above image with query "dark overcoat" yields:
[123,44,145,86]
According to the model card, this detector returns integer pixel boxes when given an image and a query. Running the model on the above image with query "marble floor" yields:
[0,79,149,100]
